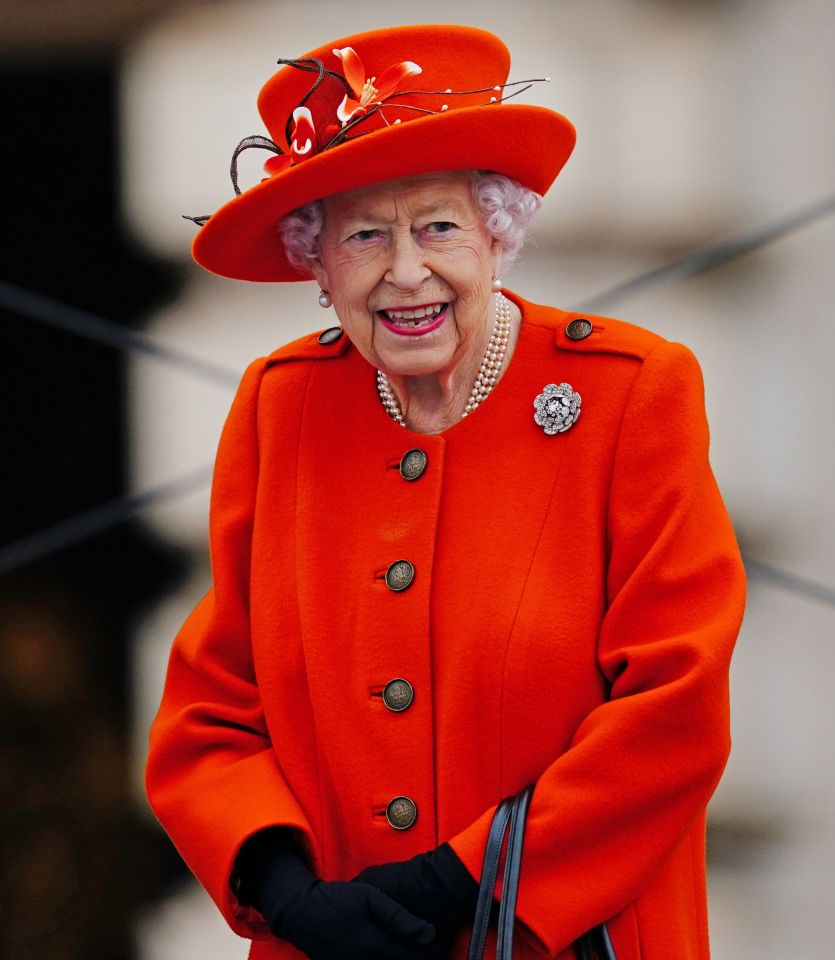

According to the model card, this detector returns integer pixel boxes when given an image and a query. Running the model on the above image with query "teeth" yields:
[385,303,444,322]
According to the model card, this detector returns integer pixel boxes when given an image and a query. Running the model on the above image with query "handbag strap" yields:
[497,783,534,960]
[466,784,617,960]
[466,794,515,960]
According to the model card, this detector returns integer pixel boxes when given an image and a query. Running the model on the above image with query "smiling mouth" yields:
[377,302,447,328]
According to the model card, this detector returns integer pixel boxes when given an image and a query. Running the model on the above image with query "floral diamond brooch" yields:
[533,382,582,435]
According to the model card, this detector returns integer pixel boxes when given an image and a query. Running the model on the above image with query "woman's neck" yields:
[385,298,522,434]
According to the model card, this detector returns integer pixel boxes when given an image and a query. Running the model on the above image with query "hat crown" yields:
[258,25,511,154]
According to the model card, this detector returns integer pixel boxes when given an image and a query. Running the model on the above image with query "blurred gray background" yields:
[2,1,833,958]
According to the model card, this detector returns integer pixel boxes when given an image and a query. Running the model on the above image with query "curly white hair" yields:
[278,170,542,274]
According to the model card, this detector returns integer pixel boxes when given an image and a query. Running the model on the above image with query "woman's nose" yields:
[384,232,431,290]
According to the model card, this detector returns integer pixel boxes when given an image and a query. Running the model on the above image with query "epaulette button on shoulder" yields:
[566,318,593,341]
[317,326,344,345]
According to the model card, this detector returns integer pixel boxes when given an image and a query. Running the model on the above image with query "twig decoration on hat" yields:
[230,136,284,196]
[183,44,552,227]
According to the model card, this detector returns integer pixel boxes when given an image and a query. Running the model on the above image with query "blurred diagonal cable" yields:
[742,558,835,608]
[0,280,239,387]
[0,465,213,575]
[2,191,834,598]
[576,192,835,312]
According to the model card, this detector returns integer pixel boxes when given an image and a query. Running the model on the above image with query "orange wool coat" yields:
[146,291,746,960]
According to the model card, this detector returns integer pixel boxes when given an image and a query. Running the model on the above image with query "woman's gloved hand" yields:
[234,828,447,960]
[351,842,481,935]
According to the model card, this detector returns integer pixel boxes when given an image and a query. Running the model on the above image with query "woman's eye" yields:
[349,229,380,242]
[425,221,456,234]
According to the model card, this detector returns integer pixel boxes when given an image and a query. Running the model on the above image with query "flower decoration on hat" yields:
[333,46,422,122]
[533,382,582,435]
[289,106,318,159]
[262,106,319,178]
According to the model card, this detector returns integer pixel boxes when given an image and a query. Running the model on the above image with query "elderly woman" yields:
[146,24,745,960]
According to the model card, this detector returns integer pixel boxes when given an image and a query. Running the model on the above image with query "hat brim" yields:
[192,103,575,282]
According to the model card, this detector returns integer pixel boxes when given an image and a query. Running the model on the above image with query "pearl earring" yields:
[491,276,503,292]
[318,290,332,308]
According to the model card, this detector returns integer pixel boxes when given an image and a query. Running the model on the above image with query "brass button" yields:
[385,560,414,592]
[383,678,414,712]
[399,448,428,482]
[566,318,593,341]
[317,326,343,345]
[386,796,418,830]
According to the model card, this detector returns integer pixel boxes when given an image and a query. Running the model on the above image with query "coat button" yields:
[566,318,593,341]
[317,326,343,345]
[385,560,415,592]
[399,448,428,481]
[383,678,414,712]
[386,796,418,830]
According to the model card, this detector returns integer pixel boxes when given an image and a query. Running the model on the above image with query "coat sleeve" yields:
[447,339,746,956]
[145,357,316,940]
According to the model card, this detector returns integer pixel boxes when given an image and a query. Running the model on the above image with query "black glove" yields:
[234,828,446,960]
[351,842,481,935]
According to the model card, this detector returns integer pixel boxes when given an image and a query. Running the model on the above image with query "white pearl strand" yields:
[376,292,512,428]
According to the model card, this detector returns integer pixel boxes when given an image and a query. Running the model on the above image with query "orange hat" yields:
[191,24,576,282]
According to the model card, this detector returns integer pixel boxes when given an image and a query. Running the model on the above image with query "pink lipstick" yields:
[377,302,448,337]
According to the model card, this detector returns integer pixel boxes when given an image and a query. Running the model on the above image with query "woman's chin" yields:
[378,351,452,380]
[373,333,455,379]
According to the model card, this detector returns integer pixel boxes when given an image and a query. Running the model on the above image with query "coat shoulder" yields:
[253,327,356,427]
[264,326,353,368]
[518,295,668,362]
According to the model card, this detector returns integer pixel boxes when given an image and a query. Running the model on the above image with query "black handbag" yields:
[466,784,616,960]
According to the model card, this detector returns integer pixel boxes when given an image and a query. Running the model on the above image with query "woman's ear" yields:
[490,238,504,278]
[309,258,329,292]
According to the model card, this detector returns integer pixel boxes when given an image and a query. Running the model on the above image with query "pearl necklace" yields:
[376,292,513,428]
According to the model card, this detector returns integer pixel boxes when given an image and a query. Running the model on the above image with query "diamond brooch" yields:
[533,382,581,435]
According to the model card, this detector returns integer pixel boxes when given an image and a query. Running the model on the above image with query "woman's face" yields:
[310,171,502,380]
